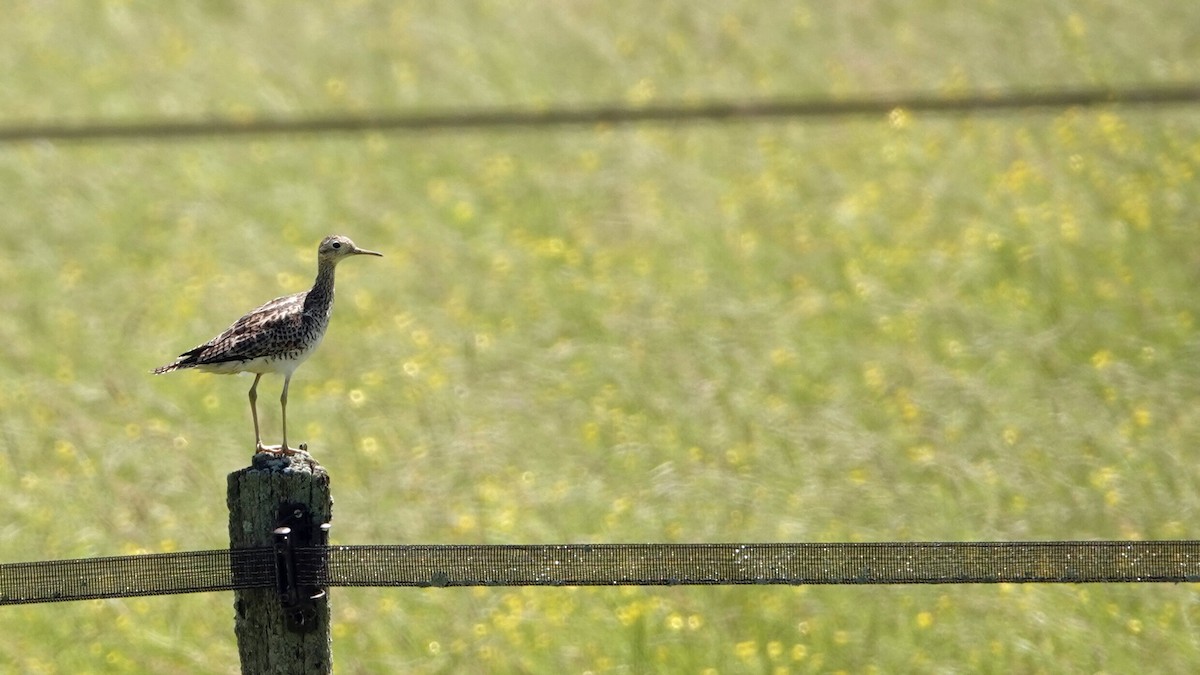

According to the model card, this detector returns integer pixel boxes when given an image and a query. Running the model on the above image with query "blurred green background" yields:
[3,1,1200,672]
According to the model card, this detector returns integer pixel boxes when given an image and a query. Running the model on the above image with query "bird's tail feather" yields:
[152,346,206,374]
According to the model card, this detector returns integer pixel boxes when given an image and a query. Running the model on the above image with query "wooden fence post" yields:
[228,451,332,675]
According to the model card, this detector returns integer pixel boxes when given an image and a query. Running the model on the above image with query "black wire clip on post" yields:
[272,503,330,633]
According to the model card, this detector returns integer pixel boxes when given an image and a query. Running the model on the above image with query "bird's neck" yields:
[305,262,337,312]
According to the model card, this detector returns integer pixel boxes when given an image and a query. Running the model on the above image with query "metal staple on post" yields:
[272,504,330,633]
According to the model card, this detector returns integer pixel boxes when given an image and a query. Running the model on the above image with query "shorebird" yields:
[154,235,382,455]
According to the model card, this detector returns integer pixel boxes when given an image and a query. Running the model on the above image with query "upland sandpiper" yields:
[154,235,382,455]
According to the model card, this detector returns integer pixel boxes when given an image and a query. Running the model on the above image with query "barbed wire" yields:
[2,84,1198,144]
[4,540,1199,606]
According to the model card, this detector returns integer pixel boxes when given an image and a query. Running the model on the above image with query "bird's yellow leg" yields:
[250,373,284,454]
[249,374,265,451]
[279,374,296,455]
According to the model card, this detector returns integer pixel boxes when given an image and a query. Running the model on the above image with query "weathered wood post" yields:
[228,450,332,675]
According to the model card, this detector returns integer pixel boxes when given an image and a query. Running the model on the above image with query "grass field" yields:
[3,2,1200,672]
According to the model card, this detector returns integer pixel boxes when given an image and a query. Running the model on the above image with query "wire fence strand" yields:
[4,540,1200,606]
[3,85,1199,143]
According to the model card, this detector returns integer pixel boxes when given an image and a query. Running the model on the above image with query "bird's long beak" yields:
[352,246,383,257]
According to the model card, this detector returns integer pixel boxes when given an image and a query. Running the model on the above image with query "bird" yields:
[154,235,382,455]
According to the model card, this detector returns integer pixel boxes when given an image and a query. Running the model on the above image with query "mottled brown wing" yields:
[159,292,307,370]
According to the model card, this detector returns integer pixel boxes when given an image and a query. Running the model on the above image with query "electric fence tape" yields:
[4,541,1200,606]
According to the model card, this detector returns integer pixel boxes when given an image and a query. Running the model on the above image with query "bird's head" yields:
[318,235,383,264]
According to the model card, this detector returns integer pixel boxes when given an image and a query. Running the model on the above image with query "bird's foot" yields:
[255,442,308,456]
[255,442,288,456]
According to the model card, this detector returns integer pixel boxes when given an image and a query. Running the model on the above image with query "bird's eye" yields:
[332,242,341,249]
